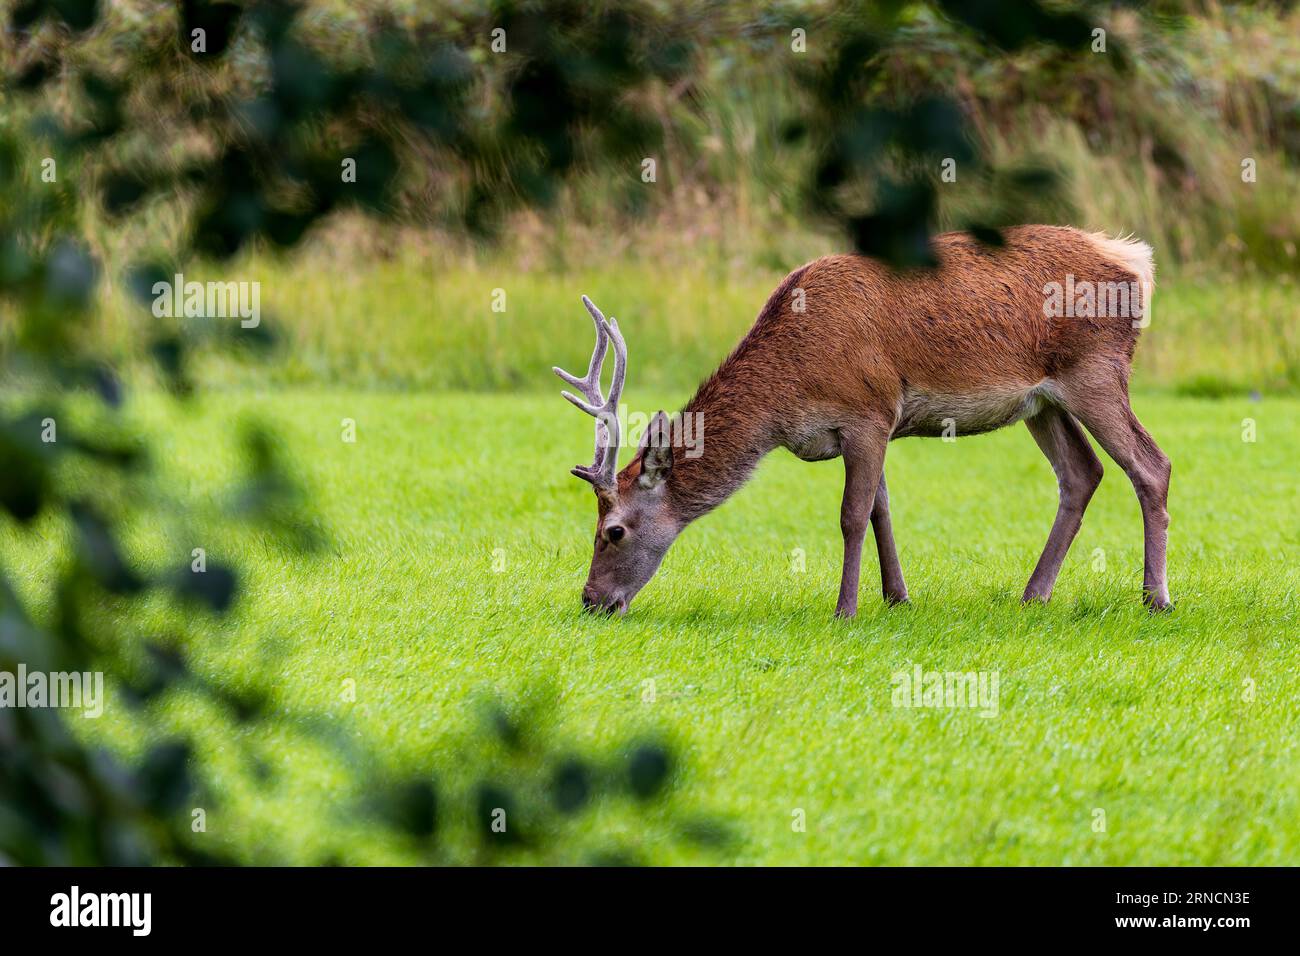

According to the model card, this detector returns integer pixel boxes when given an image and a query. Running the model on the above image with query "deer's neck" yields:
[667,360,783,525]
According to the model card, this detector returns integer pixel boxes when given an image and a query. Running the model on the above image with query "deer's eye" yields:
[607,525,626,543]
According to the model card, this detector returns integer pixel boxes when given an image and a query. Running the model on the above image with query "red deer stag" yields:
[555,226,1169,617]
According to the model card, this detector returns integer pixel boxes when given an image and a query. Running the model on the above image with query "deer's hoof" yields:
[1142,589,1174,612]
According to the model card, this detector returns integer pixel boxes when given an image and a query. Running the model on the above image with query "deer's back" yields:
[735,226,1149,419]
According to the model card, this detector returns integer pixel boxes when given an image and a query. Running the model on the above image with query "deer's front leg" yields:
[835,425,890,619]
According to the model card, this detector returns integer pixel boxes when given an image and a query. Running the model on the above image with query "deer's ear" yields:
[638,411,673,488]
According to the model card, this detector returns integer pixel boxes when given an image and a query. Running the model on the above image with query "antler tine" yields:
[554,295,627,490]
[552,296,608,404]
[595,315,627,486]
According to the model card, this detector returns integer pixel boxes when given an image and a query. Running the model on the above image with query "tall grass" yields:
[95,246,1300,397]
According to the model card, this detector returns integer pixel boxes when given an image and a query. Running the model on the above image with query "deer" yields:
[554,225,1170,618]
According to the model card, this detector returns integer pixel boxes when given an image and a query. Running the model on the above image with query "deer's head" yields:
[554,297,681,615]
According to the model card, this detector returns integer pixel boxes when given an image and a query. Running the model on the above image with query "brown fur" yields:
[665,226,1150,518]
[599,225,1171,615]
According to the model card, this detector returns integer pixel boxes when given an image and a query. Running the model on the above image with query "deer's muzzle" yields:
[582,586,626,615]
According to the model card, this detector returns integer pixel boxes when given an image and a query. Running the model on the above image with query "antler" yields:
[553,295,626,489]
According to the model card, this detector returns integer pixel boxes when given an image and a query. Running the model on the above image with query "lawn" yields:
[12,387,1296,865]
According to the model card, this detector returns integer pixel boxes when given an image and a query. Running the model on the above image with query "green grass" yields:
[8,387,1297,864]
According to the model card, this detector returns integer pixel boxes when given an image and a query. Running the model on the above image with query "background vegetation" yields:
[74,0,1300,396]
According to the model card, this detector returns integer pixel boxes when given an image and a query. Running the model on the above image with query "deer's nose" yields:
[582,587,622,615]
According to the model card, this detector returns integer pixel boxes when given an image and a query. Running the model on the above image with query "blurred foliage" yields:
[358,698,733,865]
[0,0,745,866]
[3,0,1282,864]
[2,0,1143,278]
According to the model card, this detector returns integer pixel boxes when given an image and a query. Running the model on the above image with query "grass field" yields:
[10,386,1296,864]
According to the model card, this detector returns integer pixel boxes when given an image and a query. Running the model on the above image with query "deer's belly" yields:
[894,383,1055,439]
[788,428,843,461]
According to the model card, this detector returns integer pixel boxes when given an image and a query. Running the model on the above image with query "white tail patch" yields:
[1083,231,1155,294]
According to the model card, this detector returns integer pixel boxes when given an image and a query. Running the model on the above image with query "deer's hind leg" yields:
[871,474,908,605]
[1057,370,1172,610]
[1022,406,1104,603]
